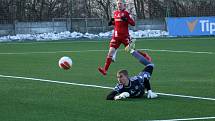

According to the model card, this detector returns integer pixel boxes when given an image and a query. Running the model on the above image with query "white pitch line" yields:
[0,48,214,55]
[149,116,215,121]
[0,74,112,89]
[140,48,214,55]
[156,93,215,101]
[0,74,215,101]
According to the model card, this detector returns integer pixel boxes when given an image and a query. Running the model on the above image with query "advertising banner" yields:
[166,17,215,36]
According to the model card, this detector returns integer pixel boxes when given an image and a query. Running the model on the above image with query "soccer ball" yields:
[58,56,73,70]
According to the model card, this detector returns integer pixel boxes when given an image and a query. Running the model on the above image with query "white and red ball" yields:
[58,56,73,70]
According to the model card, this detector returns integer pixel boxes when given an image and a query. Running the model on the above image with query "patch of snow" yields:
[0,30,168,42]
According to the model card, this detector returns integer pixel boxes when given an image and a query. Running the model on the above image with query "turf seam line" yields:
[139,48,214,55]
[0,74,215,101]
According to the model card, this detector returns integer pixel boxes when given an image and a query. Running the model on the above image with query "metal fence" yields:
[0,19,70,36]
[0,18,166,36]
[69,18,105,33]
[0,0,215,36]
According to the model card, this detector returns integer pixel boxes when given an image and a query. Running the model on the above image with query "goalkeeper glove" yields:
[114,92,130,100]
[108,18,114,26]
[147,90,158,99]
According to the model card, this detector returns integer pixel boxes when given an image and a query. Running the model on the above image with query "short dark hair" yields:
[117,69,129,76]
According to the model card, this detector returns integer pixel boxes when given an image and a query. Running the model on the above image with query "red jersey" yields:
[113,10,135,38]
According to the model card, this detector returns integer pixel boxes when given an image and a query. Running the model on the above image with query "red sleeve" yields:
[127,13,135,26]
[112,11,116,25]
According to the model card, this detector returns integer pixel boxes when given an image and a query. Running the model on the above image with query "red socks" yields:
[104,57,112,71]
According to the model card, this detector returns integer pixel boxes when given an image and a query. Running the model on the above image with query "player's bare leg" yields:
[112,49,117,62]
[125,39,152,62]
[125,38,136,52]
[98,47,116,75]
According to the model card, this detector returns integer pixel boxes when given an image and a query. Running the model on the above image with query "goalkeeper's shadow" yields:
[119,96,161,102]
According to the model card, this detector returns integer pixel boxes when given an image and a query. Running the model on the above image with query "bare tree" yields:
[93,0,113,20]
[1,0,215,22]
[133,0,145,19]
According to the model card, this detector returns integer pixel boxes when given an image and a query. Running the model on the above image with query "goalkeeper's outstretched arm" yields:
[106,90,118,100]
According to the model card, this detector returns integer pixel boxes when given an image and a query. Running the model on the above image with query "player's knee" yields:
[107,52,113,58]
[107,55,113,60]
[146,63,154,67]
[143,64,154,75]
[107,48,116,58]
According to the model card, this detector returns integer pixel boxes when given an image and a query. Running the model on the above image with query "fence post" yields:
[13,20,18,35]
[52,18,55,32]
[67,18,71,31]
[85,18,88,33]
[102,19,105,32]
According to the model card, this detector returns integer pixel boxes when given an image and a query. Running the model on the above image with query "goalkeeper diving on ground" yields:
[106,44,158,100]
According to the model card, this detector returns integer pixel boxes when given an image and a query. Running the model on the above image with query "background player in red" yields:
[98,0,136,76]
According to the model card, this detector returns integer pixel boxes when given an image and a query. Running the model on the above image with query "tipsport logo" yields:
[186,19,198,32]
[187,19,215,34]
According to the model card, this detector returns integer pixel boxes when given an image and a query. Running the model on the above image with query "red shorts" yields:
[109,36,131,49]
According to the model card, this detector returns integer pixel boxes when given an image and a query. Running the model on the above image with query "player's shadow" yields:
[120,95,162,102]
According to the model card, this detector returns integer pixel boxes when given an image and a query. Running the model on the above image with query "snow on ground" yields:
[0,30,168,42]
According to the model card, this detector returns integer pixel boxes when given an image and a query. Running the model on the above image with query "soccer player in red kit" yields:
[98,0,134,76]
[98,0,151,76]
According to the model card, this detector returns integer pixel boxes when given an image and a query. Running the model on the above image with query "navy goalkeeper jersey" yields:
[114,73,146,97]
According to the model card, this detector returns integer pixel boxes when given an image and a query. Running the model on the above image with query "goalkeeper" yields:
[106,47,158,100]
